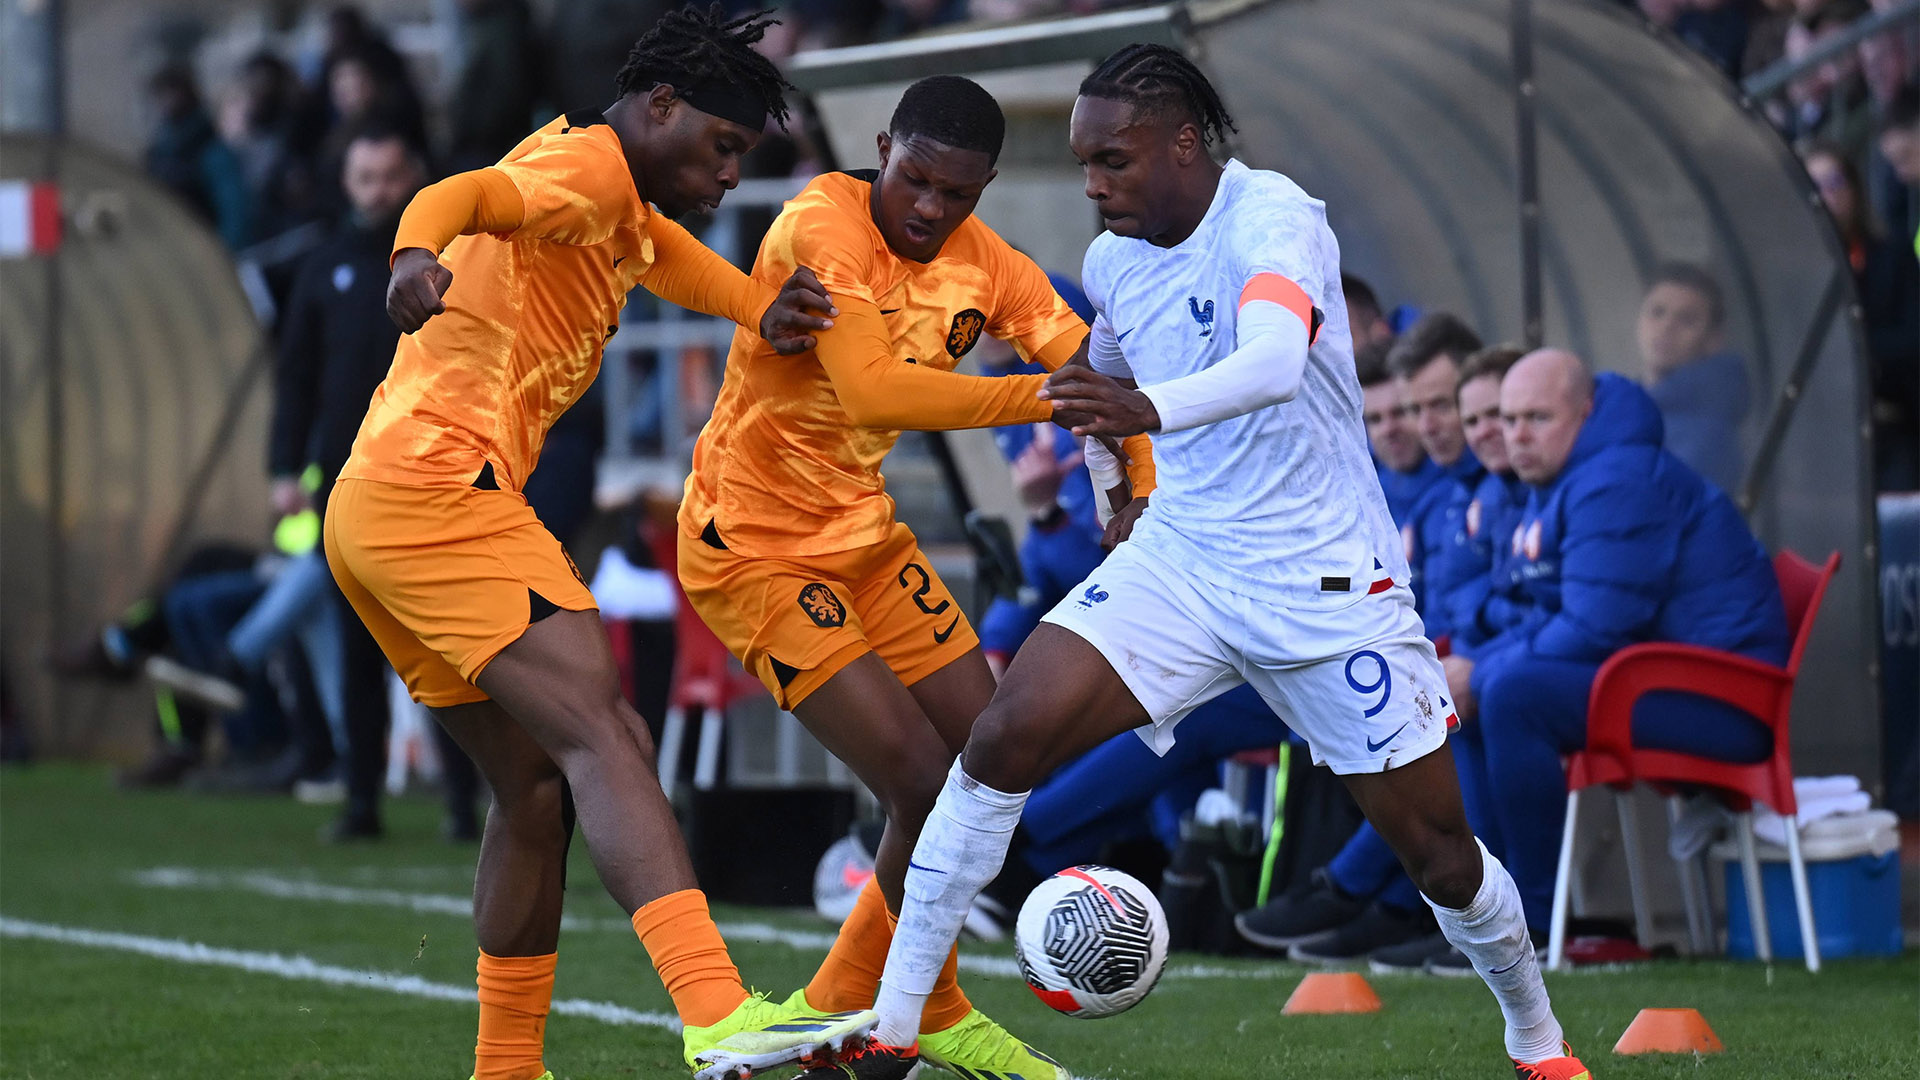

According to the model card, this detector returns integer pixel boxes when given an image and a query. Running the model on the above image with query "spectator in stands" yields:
[1805,139,1920,489]
[975,275,1107,675]
[1880,83,1920,240]
[145,64,251,249]
[1443,350,1788,929]
[1359,341,1444,523]
[273,124,480,841]
[446,0,543,172]
[315,46,429,217]
[1639,0,1752,77]
[1342,272,1397,350]
[1387,312,1485,619]
[1635,262,1750,493]
[877,0,970,38]
[1858,20,1917,243]
[1782,1,1876,167]
[1445,346,1534,655]
[219,52,325,240]
[546,0,672,116]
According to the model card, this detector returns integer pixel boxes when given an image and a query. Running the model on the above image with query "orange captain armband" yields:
[1240,273,1322,344]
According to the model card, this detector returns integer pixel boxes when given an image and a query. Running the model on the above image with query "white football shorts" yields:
[1039,539,1455,775]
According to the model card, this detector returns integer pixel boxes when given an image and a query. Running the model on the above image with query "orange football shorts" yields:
[677,519,978,709]
[325,477,596,708]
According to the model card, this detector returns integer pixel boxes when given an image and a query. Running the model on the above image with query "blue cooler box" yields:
[1718,810,1903,960]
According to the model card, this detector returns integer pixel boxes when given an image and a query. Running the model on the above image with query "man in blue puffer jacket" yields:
[1443,350,1788,931]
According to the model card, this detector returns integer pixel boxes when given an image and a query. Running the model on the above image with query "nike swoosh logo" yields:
[933,616,960,643]
[907,860,947,875]
[879,307,901,314]
[1117,326,1136,343]
[1489,956,1525,974]
[1366,723,1409,753]
[612,256,627,267]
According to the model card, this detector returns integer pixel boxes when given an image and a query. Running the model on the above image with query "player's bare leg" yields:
[1343,745,1576,1071]
[787,647,1067,1078]
[474,609,695,908]
[475,608,876,1076]
[791,652,972,913]
[434,700,571,957]
[432,699,570,1080]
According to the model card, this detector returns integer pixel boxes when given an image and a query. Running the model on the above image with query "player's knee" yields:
[491,768,566,835]
[864,734,950,830]
[1412,832,1484,910]
[961,705,1037,793]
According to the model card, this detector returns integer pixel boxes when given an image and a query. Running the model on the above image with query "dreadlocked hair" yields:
[615,4,793,128]
[1079,43,1236,145]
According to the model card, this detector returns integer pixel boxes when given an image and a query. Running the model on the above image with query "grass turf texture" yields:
[2,763,1914,1079]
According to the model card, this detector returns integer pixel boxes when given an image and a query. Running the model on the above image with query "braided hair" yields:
[1079,43,1236,146]
[615,4,793,128]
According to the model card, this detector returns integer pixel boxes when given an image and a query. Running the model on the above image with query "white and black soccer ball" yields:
[1015,865,1169,1019]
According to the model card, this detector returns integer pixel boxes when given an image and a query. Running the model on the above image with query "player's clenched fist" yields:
[760,265,838,355]
[387,247,454,334]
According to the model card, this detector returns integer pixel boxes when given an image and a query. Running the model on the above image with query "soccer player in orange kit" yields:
[676,75,1154,1080]
[324,8,870,1080]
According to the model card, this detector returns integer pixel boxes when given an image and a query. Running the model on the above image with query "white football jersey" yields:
[1082,159,1405,607]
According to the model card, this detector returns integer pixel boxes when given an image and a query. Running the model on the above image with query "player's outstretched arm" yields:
[1048,274,1321,436]
[640,215,834,354]
[813,296,1054,431]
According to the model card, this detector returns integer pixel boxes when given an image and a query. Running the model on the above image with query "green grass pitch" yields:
[2,763,1914,1078]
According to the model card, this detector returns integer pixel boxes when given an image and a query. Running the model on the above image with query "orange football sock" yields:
[808,881,970,1034]
[474,950,555,1080]
[806,878,890,1011]
[631,889,750,1028]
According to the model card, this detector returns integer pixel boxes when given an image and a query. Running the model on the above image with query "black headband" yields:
[662,75,768,132]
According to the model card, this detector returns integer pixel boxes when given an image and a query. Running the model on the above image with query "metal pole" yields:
[1737,268,1847,516]
[1511,0,1543,350]
[38,0,70,750]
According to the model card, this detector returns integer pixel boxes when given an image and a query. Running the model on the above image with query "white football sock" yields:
[1424,839,1565,1063]
[872,760,1027,1047]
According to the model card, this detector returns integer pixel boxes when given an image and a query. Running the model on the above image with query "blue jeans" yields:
[1478,655,1773,928]
[227,550,344,752]
[1022,684,1294,874]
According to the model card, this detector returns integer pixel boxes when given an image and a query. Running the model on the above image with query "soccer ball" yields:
[1015,865,1169,1019]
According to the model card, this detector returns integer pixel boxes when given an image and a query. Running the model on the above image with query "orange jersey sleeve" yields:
[681,172,1073,557]
[342,116,651,493]
[638,214,777,334]
[983,238,1089,368]
[389,169,526,261]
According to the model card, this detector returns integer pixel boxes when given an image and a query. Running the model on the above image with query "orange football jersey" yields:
[343,114,754,493]
[681,170,1088,557]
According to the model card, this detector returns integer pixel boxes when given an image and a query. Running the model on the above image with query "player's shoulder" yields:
[1219,160,1324,229]
[503,113,624,168]
[771,171,874,239]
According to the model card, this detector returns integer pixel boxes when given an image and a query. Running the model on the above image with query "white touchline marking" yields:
[131,867,1290,981]
[0,916,682,1031]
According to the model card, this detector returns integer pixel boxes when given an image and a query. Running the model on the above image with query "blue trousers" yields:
[1478,655,1773,928]
[1022,684,1293,875]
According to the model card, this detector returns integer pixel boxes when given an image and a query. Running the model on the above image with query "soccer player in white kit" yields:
[798,44,1592,1080]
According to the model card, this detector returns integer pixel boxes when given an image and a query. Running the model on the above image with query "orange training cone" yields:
[1612,1008,1724,1055]
[1281,972,1382,1014]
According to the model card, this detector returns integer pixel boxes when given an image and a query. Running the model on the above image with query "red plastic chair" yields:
[1546,550,1840,974]
[648,525,768,800]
